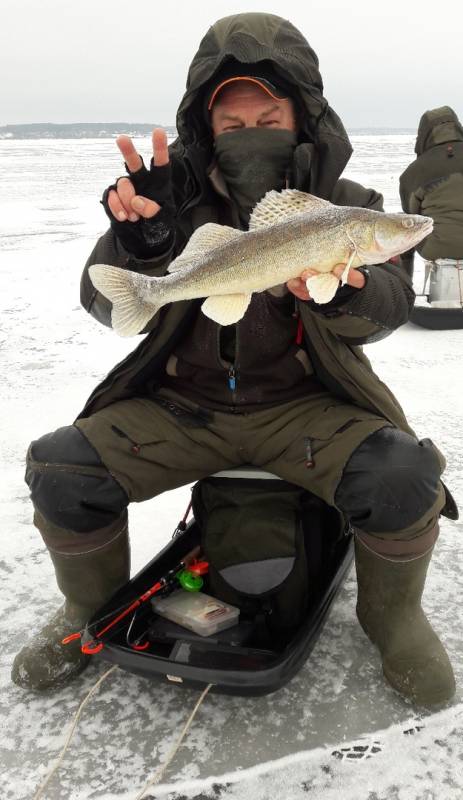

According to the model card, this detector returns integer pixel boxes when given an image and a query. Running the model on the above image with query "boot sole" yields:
[383,663,456,709]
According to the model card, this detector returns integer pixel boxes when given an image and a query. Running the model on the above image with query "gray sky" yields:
[1,0,462,128]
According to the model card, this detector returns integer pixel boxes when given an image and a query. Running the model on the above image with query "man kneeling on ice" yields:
[14,12,458,709]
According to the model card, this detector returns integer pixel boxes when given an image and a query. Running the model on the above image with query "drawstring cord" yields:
[304,436,315,468]
[172,497,193,537]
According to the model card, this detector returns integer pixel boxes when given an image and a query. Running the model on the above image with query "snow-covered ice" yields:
[1,135,462,799]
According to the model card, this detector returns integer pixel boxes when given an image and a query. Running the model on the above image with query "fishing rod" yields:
[62,546,209,655]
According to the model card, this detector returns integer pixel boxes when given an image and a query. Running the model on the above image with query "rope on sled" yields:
[132,682,213,800]
[33,664,119,799]
[32,666,213,800]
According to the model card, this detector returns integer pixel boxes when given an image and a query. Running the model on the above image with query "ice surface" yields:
[1,136,462,799]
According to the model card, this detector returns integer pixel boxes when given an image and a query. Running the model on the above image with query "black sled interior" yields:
[84,471,354,696]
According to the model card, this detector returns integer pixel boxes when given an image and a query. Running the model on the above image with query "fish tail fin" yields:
[88,264,162,337]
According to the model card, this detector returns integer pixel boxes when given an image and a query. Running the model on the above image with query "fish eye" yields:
[401,218,415,228]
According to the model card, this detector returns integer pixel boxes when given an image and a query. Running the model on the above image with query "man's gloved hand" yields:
[101,128,176,259]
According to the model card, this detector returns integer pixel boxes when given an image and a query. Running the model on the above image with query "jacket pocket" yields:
[150,395,213,428]
[304,404,385,439]
[110,425,162,455]
[282,403,389,468]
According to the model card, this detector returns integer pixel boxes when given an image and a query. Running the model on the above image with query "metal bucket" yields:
[427,259,463,308]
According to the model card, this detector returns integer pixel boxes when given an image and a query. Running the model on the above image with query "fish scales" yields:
[157,209,352,302]
[88,188,434,336]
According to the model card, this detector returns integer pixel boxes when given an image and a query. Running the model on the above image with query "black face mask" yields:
[214,127,297,225]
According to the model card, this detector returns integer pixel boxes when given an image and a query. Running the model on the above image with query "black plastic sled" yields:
[410,304,463,330]
[83,469,353,696]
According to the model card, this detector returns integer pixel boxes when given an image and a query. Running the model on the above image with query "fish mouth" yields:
[420,218,434,237]
[402,215,434,242]
[412,215,433,235]
[406,216,433,249]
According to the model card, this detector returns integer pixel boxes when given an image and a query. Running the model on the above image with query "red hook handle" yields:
[131,641,151,651]
[81,640,104,655]
[62,632,82,645]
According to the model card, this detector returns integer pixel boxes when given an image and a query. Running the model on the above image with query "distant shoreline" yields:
[0,123,178,140]
[0,122,415,139]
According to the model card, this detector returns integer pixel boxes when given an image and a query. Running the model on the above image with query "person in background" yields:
[13,13,457,709]
[399,106,463,281]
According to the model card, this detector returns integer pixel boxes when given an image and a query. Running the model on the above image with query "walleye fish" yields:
[89,189,433,337]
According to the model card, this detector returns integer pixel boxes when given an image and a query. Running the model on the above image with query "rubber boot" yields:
[11,522,130,692]
[355,536,455,708]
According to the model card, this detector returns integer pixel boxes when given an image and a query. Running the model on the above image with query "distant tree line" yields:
[0,122,415,140]
[0,123,178,139]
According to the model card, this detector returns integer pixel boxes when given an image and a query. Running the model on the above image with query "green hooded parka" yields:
[400,106,463,261]
[80,13,417,436]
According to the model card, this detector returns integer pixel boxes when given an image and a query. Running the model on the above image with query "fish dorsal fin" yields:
[249,189,332,230]
[167,223,244,273]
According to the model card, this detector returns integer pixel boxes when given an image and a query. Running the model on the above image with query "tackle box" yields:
[151,589,240,637]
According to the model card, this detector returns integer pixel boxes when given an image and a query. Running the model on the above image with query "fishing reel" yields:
[161,559,209,595]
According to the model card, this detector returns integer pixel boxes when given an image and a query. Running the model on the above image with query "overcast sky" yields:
[1,0,462,129]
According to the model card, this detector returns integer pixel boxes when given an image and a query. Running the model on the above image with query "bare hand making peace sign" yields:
[102,128,176,259]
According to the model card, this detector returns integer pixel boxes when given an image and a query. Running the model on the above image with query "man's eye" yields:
[261,120,279,126]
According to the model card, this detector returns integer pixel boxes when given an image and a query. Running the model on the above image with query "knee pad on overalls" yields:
[25,425,129,533]
[334,427,443,533]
